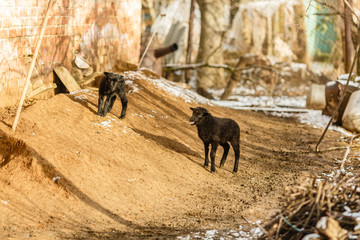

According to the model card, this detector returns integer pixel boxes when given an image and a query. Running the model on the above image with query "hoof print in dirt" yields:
[97,72,128,119]
[190,107,240,173]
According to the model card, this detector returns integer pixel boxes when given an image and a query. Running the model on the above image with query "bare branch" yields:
[308,12,340,16]
[344,0,360,25]
[205,31,226,63]
[163,63,231,72]
[305,0,313,14]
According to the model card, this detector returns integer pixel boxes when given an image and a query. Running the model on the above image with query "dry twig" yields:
[261,174,360,239]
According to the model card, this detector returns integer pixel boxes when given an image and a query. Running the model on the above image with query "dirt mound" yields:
[0,71,345,239]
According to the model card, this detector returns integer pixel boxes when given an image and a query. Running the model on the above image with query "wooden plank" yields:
[27,83,57,99]
[84,86,99,91]
[78,71,103,87]
[54,66,81,92]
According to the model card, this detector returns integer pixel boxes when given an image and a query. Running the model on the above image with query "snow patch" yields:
[151,78,211,105]
[178,225,263,239]
[316,217,327,230]
[125,79,139,93]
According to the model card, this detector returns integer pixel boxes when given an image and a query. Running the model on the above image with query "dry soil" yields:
[0,70,348,239]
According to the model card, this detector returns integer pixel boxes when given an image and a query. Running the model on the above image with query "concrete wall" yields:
[0,0,141,107]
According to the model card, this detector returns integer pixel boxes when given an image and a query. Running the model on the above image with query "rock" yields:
[342,90,360,132]
[323,81,358,125]
[302,233,322,240]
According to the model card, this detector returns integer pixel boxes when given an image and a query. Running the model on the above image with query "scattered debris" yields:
[74,55,90,69]
[262,171,360,239]
[52,176,60,183]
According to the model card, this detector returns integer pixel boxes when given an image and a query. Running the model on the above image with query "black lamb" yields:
[97,72,128,119]
[190,107,240,173]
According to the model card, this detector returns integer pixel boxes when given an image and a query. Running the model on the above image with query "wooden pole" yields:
[138,14,165,69]
[185,0,195,83]
[315,45,359,152]
[12,0,56,131]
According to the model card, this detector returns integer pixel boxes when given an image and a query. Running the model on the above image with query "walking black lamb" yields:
[97,72,128,119]
[190,107,240,173]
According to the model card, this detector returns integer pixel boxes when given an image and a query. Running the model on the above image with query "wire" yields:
[280,214,303,232]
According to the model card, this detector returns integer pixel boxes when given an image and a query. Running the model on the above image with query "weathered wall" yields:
[0,0,141,107]
[225,0,305,63]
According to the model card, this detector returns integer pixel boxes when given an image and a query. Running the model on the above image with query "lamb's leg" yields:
[219,142,230,167]
[108,95,117,112]
[204,142,210,168]
[231,141,240,173]
[97,94,105,116]
[118,91,128,119]
[102,94,115,116]
[210,142,218,173]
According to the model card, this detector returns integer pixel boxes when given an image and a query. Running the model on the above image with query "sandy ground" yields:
[0,70,348,239]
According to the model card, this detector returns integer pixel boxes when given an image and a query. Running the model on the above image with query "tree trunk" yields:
[357,43,360,76]
[293,1,308,64]
[185,0,195,83]
[266,16,273,56]
[196,0,226,92]
[220,58,243,100]
[344,0,352,72]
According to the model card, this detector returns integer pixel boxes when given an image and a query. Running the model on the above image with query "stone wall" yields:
[0,0,141,107]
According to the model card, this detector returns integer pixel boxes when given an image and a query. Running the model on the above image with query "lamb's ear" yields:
[202,109,209,116]
[115,75,125,82]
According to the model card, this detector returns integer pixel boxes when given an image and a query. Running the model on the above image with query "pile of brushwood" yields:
[261,171,360,239]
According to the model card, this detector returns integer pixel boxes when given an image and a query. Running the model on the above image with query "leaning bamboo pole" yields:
[12,0,56,131]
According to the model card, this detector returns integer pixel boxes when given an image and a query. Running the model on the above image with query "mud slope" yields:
[0,70,344,239]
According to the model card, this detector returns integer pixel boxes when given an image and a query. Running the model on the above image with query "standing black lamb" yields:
[97,72,128,119]
[190,107,240,173]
